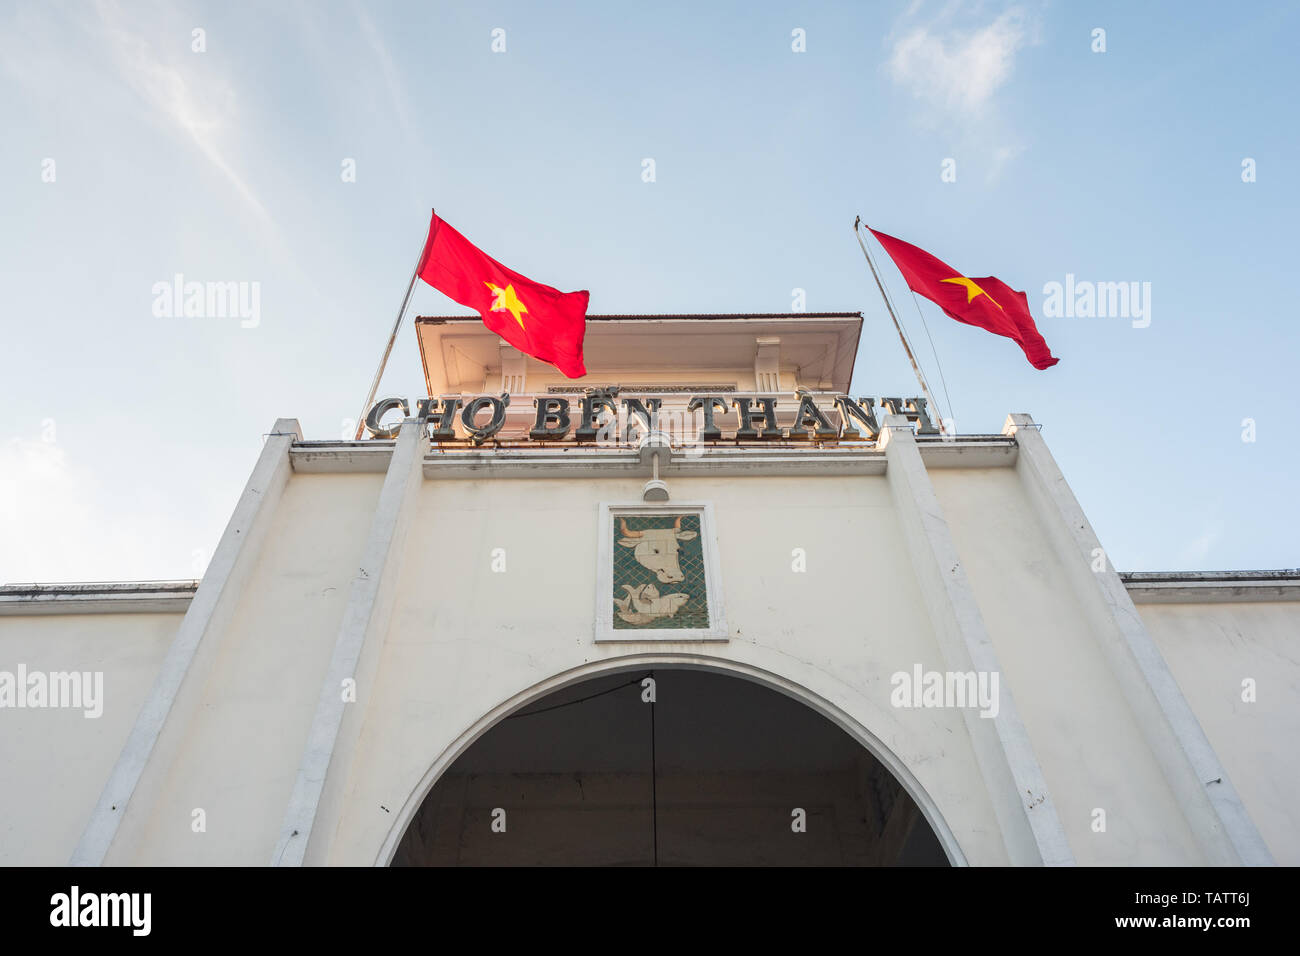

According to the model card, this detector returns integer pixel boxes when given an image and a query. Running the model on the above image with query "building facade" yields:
[1,313,1296,866]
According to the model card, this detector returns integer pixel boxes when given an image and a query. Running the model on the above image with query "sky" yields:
[1,0,1296,583]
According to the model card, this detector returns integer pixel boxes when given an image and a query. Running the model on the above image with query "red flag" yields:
[417,211,589,378]
[868,227,1058,370]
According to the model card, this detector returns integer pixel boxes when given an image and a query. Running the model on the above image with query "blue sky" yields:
[1,0,1296,582]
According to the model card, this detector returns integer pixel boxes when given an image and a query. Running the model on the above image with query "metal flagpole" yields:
[853,216,947,435]
[352,214,434,441]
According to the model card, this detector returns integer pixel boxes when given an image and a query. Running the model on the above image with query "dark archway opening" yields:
[393,669,950,866]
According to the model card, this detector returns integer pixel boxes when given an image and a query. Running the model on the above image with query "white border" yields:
[595,502,727,642]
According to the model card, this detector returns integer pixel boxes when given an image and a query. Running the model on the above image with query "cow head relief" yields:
[617,516,699,584]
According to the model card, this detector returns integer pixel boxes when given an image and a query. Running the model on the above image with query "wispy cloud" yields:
[888,6,1034,115]
[885,3,1041,182]
[988,142,1023,180]
[1179,520,1225,569]
[0,438,172,584]
[90,0,279,237]
[353,2,420,147]
[0,439,85,584]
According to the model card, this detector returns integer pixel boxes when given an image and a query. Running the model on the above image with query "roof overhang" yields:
[415,313,863,395]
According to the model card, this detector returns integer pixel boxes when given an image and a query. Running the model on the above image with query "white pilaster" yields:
[71,418,302,866]
[1004,413,1273,865]
[499,343,526,393]
[272,420,426,866]
[754,336,781,392]
[881,414,1073,866]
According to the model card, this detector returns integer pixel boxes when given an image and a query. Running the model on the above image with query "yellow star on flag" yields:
[484,281,528,330]
[941,276,1003,311]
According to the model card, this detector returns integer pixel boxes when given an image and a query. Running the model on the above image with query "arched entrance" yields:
[392,668,951,866]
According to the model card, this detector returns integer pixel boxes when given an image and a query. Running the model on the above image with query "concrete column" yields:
[881,415,1073,866]
[71,419,302,866]
[272,420,426,866]
[1004,413,1273,865]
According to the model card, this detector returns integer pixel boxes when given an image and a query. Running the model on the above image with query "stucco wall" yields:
[930,466,1205,864]
[107,472,384,865]
[1141,601,1300,864]
[6,446,1290,867]
[0,611,179,865]
[322,474,1006,866]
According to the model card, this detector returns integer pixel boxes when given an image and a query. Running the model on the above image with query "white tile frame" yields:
[595,502,728,642]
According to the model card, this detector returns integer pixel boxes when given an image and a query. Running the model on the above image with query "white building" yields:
[1,312,1295,866]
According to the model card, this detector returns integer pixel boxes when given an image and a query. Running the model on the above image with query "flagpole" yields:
[352,216,432,441]
[853,216,947,436]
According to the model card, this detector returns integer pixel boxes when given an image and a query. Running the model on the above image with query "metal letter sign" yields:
[366,392,927,443]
